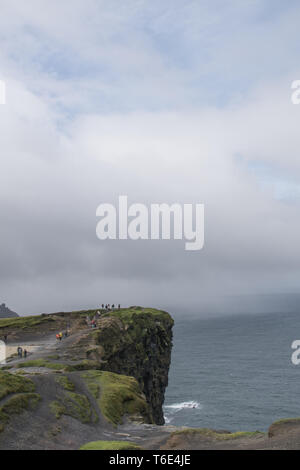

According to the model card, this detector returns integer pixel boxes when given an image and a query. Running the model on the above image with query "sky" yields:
[1,0,300,316]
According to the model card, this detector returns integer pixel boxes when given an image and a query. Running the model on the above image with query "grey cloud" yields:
[0,2,300,316]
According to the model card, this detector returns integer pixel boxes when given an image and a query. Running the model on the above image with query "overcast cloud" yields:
[1,1,300,316]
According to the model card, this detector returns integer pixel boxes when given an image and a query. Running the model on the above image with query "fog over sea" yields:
[164,311,300,431]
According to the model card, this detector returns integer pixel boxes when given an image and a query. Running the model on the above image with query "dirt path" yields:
[5,327,93,367]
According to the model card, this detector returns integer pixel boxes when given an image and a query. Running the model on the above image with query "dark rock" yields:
[0,303,18,318]
[93,309,174,425]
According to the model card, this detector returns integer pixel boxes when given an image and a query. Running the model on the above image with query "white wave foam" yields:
[164,415,172,424]
[164,400,201,411]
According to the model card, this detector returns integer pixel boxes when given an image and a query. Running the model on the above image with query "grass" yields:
[48,425,62,438]
[1,393,41,415]
[50,392,97,424]
[55,375,75,391]
[50,401,65,420]
[0,308,101,330]
[0,307,172,332]
[0,315,55,330]
[16,360,68,371]
[82,370,151,426]
[171,428,264,441]
[0,371,39,433]
[69,360,100,371]
[270,417,300,426]
[65,391,96,423]
[268,417,300,437]
[0,371,41,433]
[0,308,104,333]
[80,440,142,450]
[0,365,13,371]
[0,371,35,399]
[111,307,172,324]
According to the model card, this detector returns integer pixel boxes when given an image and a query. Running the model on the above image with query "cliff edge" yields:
[73,306,173,424]
[0,306,174,449]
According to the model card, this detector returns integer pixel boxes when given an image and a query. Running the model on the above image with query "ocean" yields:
[163,311,300,431]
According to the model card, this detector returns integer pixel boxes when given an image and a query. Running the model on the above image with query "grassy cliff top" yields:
[0,306,173,333]
[110,306,173,323]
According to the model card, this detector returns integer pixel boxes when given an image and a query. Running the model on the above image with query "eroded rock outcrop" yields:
[92,307,174,424]
[0,303,18,319]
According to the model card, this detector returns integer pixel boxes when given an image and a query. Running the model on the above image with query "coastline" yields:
[1,307,300,450]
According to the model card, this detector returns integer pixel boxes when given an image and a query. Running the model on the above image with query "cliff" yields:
[86,307,173,424]
[62,307,174,424]
[0,306,174,449]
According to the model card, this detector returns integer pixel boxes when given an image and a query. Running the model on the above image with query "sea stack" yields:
[0,303,18,318]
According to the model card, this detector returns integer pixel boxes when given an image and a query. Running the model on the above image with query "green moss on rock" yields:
[80,440,142,450]
[50,391,97,424]
[93,307,173,425]
[55,375,75,391]
[268,417,300,438]
[66,391,96,423]
[69,360,100,371]
[82,370,151,426]
[16,360,67,371]
[1,393,41,415]
[0,315,55,330]
[0,371,39,433]
[0,371,35,399]
[171,428,264,441]
[270,417,300,426]
[50,401,66,420]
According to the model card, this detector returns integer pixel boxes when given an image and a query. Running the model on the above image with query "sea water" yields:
[164,311,300,431]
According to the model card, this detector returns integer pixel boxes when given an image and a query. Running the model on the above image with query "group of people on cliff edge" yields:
[101,304,121,311]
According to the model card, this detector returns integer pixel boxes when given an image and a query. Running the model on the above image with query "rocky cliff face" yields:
[0,306,174,429]
[91,307,174,425]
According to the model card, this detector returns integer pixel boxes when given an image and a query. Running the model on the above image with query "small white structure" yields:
[0,340,6,364]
